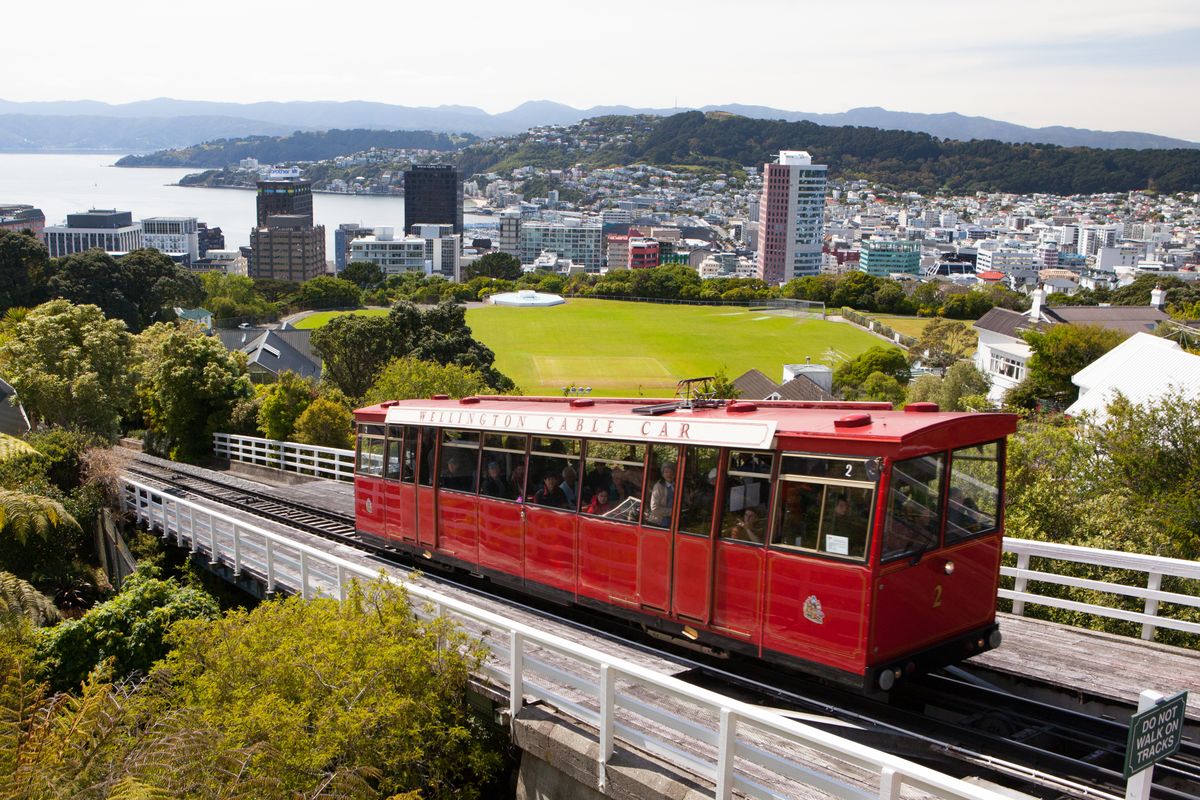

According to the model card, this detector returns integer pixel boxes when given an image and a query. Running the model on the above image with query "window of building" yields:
[989,353,1025,381]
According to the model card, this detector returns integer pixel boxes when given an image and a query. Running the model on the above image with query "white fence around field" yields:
[120,475,1010,800]
[214,433,355,482]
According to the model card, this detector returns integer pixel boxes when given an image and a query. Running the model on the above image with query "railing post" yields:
[715,707,736,800]
[265,539,276,594]
[208,512,219,565]
[598,664,615,792]
[1141,572,1162,641]
[879,767,901,800]
[188,507,197,553]
[159,493,169,538]
[231,523,242,576]
[509,630,524,724]
[1012,551,1031,616]
[299,551,311,600]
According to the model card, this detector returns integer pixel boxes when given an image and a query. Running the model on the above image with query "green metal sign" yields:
[1124,691,1188,779]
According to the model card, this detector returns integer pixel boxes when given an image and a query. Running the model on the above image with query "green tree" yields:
[311,313,401,399]
[832,346,910,398]
[465,252,522,281]
[0,300,134,437]
[156,582,502,799]
[0,571,59,626]
[36,567,220,691]
[256,370,318,441]
[364,357,491,404]
[141,329,253,461]
[340,260,384,290]
[201,271,276,326]
[46,248,203,333]
[296,276,362,310]
[707,366,741,400]
[1010,323,1128,407]
[906,361,991,411]
[292,397,353,449]
[0,229,48,312]
[910,317,977,375]
[859,371,906,405]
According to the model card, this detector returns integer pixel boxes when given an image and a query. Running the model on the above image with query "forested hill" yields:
[116,128,477,168]
[458,111,1200,194]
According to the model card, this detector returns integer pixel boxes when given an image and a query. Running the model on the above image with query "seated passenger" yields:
[729,506,764,544]
[480,461,510,499]
[509,465,526,502]
[561,465,579,507]
[585,488,615,516]
[647,462,676,528]
[441,454,473,491]
[533,472,570,509]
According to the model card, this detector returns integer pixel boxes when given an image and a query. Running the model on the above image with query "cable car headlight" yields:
[943,560,955,575]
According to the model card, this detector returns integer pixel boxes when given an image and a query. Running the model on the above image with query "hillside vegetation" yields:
[116,128,476,167]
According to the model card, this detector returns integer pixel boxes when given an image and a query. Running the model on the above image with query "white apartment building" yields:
[43,209,143,258]
[519,220,603,272]
[1094,245,1140,272]
[349,225,461,280]
[142,216,199,265]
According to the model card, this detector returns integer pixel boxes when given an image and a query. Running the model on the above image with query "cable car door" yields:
[670,446,720,623]
[414,426,438,550]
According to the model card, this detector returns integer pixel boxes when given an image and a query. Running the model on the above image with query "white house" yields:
[1066,333,1200,422]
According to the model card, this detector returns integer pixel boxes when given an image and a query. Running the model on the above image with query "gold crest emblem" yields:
[803,595,825,625]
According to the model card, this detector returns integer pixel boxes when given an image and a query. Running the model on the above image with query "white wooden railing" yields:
[1000,539,1200,641]
[210,433,1200,644]
[213,433,355,482]
[120,475,1010,800]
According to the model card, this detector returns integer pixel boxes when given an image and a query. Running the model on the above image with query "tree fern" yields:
[0,571,59,626]
[0,488,81,544]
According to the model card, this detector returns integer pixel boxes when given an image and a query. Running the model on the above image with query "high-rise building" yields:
[410,223,461,281]
[755,150,827,284]
[334,223,374,271]
[404,164,463,234]
[858,239,921,277]
[255,171,313,228]
[518,220,603,272]
[43,209,143,258]
[142,216,199,265]
[197,223,224,258]
[248,215,326,282]
[498,210,521,256]
[0,204,45,236]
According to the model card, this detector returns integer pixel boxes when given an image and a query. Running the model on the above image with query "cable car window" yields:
[678,446,720,537]
[416,427,437,487]
[774,480,823,550]
[527,437,582,511]
[643,445,681,529]
[882,453,946,562]
[357,424,385,437]
[946,442,1000,543]
[400,425,417,484]
[719,450,775,544]
[438,429,480,494]
[781,455,878,483]
[385,436,402,481]
[355,436,384,478]
[772,452,877,560]
[480,433,527,502]
[581,440,645,523]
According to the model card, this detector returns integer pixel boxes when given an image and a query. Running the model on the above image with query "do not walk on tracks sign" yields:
[1124,689,1189,800]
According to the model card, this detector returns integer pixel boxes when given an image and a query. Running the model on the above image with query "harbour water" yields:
[0,153,491,254]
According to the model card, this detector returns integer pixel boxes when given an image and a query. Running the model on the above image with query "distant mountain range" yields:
[0,98,1196,152]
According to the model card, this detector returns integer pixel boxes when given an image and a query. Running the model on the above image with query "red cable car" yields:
[352,395,1017,692]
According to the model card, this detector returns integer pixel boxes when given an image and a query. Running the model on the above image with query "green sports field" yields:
[291,308,388,329]
[465,300,888,396]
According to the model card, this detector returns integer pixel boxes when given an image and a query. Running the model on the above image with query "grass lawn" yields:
[464,299,889,396]
[291,308,389,329]
[862,314,937,338]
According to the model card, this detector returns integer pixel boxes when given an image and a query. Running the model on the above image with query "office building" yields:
[0,204,45,236]
[349,224,461,280]
[142,216,199,265]
[858,239,921,277]
[519,220,603,272]
[248,215,326,282]
[628,237,661,269]
[498,210,521,256]
[334,223,374,270]
[255,170,313,228]
[197,223,224,258]
[755,150,827,284]
[404,164,463,234]
[43,209,143,258]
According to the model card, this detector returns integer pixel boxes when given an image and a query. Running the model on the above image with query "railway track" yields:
[123,457,1199,800]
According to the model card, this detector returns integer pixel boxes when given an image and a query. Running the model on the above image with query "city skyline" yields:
[4,1,1198,140]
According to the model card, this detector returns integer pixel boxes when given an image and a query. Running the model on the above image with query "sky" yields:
[5,0,1200,139]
